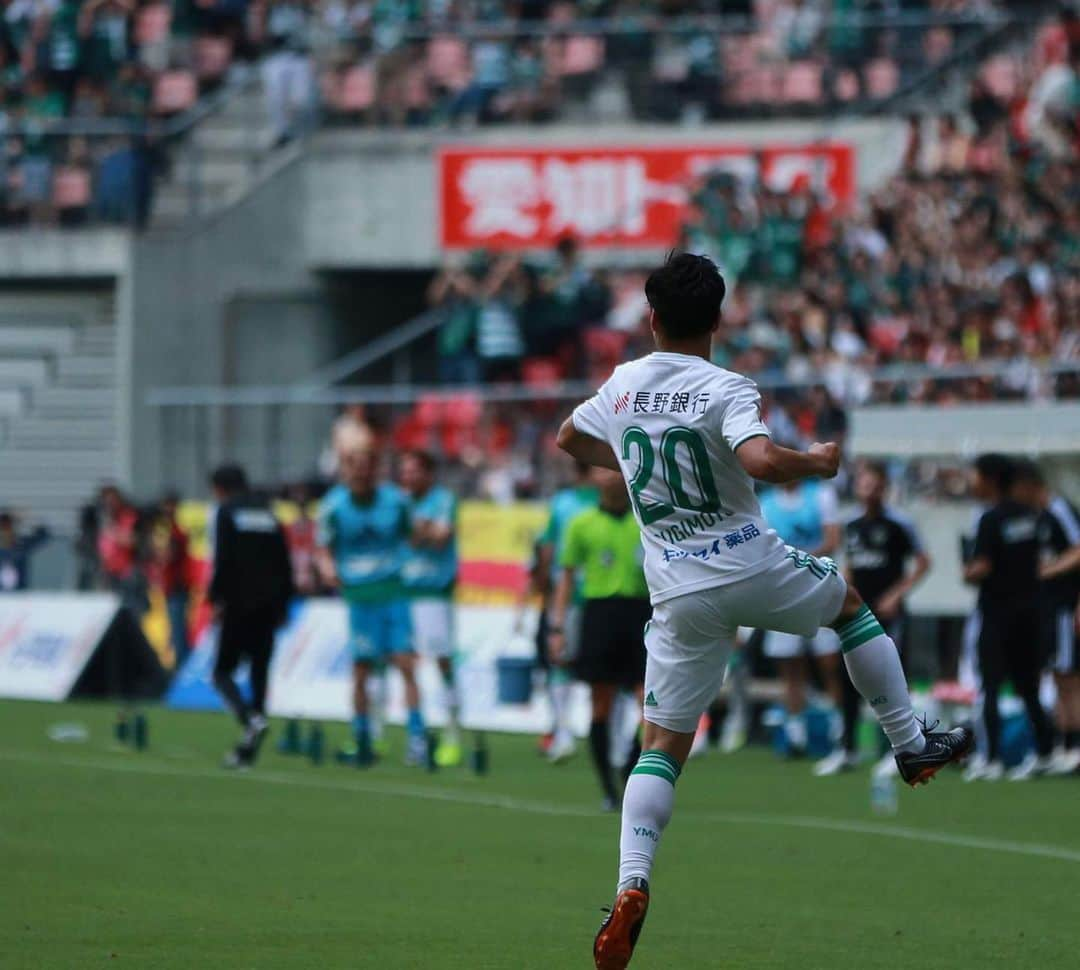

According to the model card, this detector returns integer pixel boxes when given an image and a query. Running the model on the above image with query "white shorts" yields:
[643,548,847,733]
[410,598,454,659]
[763,627,841,659]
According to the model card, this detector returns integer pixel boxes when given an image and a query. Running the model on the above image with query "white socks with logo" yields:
[836,606,925,755]
[618,751,681,890]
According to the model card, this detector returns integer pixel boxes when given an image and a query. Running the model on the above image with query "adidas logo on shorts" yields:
[644,691,659,708]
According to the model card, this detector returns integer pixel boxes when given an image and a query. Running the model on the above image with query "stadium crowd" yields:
[0,0,1042,224]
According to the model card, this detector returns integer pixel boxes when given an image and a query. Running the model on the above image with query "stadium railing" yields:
[146,356,1080,496]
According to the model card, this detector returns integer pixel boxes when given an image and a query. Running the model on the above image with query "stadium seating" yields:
[0,294,119,533]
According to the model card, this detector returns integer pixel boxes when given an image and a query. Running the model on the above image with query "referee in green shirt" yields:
[550,468,650,809]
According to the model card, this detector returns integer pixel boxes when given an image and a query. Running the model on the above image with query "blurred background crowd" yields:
[0,0,1071,223]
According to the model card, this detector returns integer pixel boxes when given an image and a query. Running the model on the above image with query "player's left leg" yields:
[387,599,427,765]
[411,597,462,766]
[226,615,275,768]
[828,583,972,785]
[810,631,851,776]
[595,594,732,970]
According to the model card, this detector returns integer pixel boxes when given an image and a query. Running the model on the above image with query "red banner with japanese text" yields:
[438,142,855,250]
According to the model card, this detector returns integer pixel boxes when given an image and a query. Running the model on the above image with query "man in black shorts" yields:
[824,461,931,776]
[549,468,649,810]
[963,454,1055,781]
[208,465,295,769]
[1014,461,1080,775]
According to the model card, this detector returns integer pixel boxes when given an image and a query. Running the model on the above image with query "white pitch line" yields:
[4,749,1080,865]
[689,811,1080,865]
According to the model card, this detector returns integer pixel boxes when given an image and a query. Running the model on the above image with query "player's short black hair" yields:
[862,460,888,481]
[404,449,437,473]
[644,251,726,339]
[0,510,13,529]
[1011,458,1044,487]
[210,464,248,495]
[973,453,1015,493]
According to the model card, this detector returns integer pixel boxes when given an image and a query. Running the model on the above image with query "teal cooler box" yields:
[496,657,535,704]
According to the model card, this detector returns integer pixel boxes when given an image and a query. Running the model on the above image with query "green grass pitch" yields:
[3,699,1080,969]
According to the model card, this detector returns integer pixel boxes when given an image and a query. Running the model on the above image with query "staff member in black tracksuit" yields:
[826,462,930,775]
[1015,460,1080,775]
[208,464,295,769]
[963,454,1054,781]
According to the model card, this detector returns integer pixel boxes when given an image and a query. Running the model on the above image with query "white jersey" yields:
[572,351,788,605]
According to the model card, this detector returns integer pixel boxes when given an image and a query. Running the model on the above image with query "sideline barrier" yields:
[0,593,165,701]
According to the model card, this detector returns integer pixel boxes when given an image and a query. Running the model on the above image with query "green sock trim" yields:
[836,605,885,653]
[631,750,681,784]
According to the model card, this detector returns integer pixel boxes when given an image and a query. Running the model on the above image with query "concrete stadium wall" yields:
[128,160,335,498]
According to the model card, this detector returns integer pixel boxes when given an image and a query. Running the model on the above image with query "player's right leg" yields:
[587,683,620,810]
[1046,607,1080,774]
[595,595,733,970]
[212,610,251,728]
[762,632,808,755]
[341,601,378,766]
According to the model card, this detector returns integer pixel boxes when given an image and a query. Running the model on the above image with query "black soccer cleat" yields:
[895,721,974,788]
[222,745,253,771]
[594,878,649,970]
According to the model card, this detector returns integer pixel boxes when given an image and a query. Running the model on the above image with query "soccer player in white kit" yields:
[556,253,973,970]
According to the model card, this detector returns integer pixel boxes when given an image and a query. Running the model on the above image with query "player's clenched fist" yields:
[809,442,841,479]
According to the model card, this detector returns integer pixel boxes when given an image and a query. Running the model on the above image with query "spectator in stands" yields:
[1024,42,1079,160]
[475,251,526,381]
[257,0,316,147]
[283,482,320,595]
[0,510,50,592]
[97,483,147,616]
[771,0,823,60]
[79,0,136,87]
[153,491,193,671]
[428,262,481,384]
[451,25,511,124]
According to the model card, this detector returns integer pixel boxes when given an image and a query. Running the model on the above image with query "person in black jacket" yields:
[963,454,1055,781]
[208,464,295,769]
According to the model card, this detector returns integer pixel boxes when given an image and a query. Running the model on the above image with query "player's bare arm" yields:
[878,549,932,618]
[1039,542,1080,580]
[314,545,339,588]
[556,418,621,472]
[963,554,991,584]
[734,436,841,484]
[548,566,575,662]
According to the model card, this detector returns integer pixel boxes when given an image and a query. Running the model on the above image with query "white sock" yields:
[549,670,572,735]
[618,751,680,890]
[836,606,925,754]
[442,668,460,742]
[825,703,843,746]
[368,671,387,741]
[786,713,808,750]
